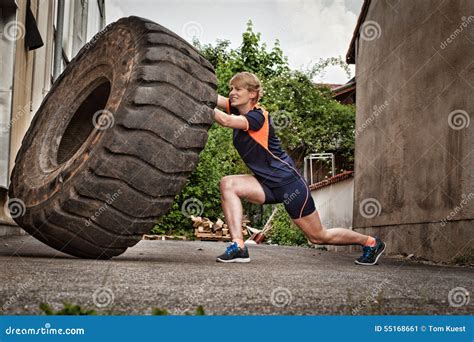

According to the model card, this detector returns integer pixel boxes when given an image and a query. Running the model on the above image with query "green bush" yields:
[39,302,96,315]
[151,306,206,316]
[151,125,247,236]
[267,205,309,247]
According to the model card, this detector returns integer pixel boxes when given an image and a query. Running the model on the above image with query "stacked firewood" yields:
[191,216,249,241]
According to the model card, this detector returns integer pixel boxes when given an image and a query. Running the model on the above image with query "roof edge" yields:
[332,79,356,96]
[309,170,354,191]
[346,0,371,64]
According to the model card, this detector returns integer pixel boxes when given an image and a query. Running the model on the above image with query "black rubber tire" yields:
[8,16,217,259]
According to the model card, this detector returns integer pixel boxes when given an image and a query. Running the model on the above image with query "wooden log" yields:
[212,218,224,232]
[202,219,213,229]
[191,216,203,227]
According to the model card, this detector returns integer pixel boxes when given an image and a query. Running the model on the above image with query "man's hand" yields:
[216,95,229,110]
[213,108,249,131]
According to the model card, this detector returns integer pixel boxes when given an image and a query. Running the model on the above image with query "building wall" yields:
[10,0,41,183]
[1,0,37,232]
[352,0,473,262]
[0,0,106,234]
[0,5,17,197]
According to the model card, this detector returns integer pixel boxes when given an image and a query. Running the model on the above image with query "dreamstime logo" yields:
[174,105,207,139]
[4,322,85,335]
[1,279,34,311]
[355,100,389,137]
[182,21,203,40]
[283,189,301,205]
[92,109,115,130]
[440,16,474,49]
[124,81,178,109]
[448,287,469,307]
[384,0,400,10]
[0,102,31,133]
[272,110,291,130]
[270,287,292,308]
[3,21,26,41]
[359,198,382,219]
[83,23,113,50]
[174,279,211,315]
[181,197,204,217]
[85,189,122,227]
[360,21,381,41]
[4,198,26,219]
[174,294,198,315]
[448,109,470,130]
[92,287,114,308]
[440,192,474,227]
[352,278,389,315]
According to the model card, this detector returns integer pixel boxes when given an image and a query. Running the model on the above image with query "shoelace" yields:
[362,246,375,258]
[225,242,239,255]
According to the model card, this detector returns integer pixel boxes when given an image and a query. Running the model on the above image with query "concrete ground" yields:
[0,235,472,315]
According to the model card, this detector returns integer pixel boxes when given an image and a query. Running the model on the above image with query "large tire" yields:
[8,16,217,259]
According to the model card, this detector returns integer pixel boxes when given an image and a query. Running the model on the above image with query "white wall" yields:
[312,178,354,229]
[311,178,355,252]
[87,0,103,41]
[0,5,17,190]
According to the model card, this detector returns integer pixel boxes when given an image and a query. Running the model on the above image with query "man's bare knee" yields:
[308,231,327,245]
[220,176,235,195]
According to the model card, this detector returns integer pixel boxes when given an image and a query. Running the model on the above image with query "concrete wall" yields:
[352,0,474,262]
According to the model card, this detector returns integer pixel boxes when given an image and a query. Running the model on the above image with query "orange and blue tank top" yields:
[226,99,300,188]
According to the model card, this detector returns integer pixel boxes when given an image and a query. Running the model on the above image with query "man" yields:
[212,72,385,265]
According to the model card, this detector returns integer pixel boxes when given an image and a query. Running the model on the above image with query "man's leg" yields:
[292,210,386,265]
[216,175,267,262]
[219,175,266,246]
[291,210,370,246]
[219,175,371,246]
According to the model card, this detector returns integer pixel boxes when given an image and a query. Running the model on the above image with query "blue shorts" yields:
[258,177,317,219]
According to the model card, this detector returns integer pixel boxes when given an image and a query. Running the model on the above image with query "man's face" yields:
[229,84,257,106]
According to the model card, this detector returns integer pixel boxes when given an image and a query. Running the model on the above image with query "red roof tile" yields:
[309,171,354,191]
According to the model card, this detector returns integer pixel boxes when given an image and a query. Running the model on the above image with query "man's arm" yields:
[213,108,249,131]
[216,95,229,111]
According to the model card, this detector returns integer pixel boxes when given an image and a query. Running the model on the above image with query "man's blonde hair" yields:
[229,72,263,104]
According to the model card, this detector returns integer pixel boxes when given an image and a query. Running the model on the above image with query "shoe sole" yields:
[354,243,386,266]
[216,257,251,263]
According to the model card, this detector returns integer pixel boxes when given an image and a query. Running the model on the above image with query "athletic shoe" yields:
[216,242,250,263]
[354,236,386,265]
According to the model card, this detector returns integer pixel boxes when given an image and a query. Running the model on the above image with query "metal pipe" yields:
[303,157,307,182]
[304,153,337,184]
[53,0,64,80]
[332,154,335,176]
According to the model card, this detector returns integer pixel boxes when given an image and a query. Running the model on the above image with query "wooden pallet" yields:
[194,230,232,241]
[191,216,248,242]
